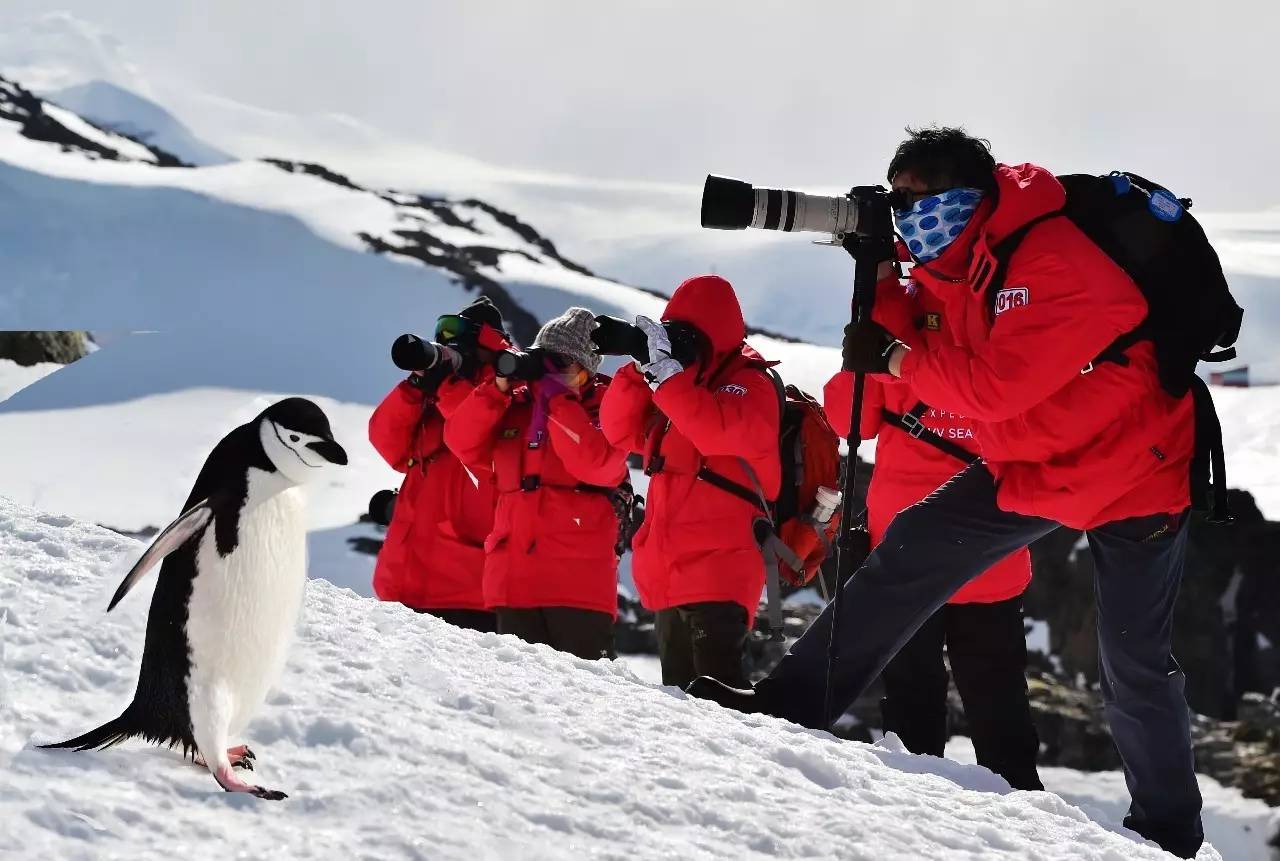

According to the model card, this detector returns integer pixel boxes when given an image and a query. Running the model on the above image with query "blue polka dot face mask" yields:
[894,188,984,263]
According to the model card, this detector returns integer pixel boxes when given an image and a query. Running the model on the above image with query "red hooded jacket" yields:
[368,375,496,610]
[600,276,782,622]
[894,164,1194,530]
[445,375,627,617]
[824,277,1031,604]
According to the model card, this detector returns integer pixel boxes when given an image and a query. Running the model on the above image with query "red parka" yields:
[894,163,1194,530]
[600,276,782,622]
[367,375,496,610]
[824,276,1031,604]
[445,375,627,617]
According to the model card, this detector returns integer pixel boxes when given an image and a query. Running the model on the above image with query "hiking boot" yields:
[685,676,768,714]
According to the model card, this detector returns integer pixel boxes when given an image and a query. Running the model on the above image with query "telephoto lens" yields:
[700,174,861,237]
[493,349,547,381]
[368,489,398,527]
[591,315,650,363]
[391,334,460,372]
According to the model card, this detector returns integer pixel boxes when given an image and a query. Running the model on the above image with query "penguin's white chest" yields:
[186,481,307,732]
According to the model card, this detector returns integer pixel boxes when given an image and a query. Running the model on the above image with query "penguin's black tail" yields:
[39,708,138,752]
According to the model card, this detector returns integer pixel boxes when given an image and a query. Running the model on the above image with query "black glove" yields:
[841,320,902,373]
[592,315,650,364]
[407,361,451,393]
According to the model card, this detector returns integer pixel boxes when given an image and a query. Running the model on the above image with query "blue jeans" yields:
[759,463,1202,858]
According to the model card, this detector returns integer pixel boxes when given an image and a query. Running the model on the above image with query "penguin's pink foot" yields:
[194,746,257,771]
[227,745,256,770]
[214,765,287,800]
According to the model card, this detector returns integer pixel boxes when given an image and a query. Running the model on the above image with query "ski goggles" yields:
[436,314,511,352]
[434,314,473,343]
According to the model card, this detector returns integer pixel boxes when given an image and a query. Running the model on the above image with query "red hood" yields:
[923,163,1064,279]
[984,163,1065,244]
[662,275,746,358]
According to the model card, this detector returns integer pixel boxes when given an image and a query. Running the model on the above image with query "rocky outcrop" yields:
[1024,489,1280,721]
[0,331,89,365]
[0,75,185,166]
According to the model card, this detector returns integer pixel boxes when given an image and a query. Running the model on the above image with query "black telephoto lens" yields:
[368,489,398,526]
[494,349,546,381]
[391,334,442,372]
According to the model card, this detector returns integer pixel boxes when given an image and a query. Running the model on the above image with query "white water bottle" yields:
[811,486,842,524]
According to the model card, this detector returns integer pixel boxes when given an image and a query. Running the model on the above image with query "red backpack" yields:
[696,372,843,636]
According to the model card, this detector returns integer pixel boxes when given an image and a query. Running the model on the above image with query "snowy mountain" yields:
[0,69,838,404]
[0,496,1250,859]
[47,80,232,167]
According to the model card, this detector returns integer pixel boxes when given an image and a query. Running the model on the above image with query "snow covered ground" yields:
[0,359,62,404]
[947,737,1279,861]
[0,497,1235,859]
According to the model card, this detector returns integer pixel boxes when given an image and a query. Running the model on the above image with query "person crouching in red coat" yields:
[600,276,781,689]
[367,297,510,632]
[824,270,1042,791]
[446,307,628,660]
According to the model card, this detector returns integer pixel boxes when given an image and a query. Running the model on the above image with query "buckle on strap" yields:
[1081,362,1095,375]
[520,475,541,492]
[900,412,927,438]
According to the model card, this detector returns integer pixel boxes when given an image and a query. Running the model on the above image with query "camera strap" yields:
[881,401,980,466]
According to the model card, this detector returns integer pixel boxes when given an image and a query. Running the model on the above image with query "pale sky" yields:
[5,0,1279,210]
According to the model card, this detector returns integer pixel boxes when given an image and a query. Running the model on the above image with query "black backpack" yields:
[985,171,1243,522]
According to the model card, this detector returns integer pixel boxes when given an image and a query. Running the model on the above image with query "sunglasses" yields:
[434,314,475,343]
[889,187,953,216]
[546,352,574,371]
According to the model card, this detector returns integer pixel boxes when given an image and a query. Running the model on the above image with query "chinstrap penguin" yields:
[42,397,348,800]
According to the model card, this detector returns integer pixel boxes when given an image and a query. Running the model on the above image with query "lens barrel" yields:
[700,174,859,236]
[368,489,398,526]
[494,349,546,381]
[392,334,442,372]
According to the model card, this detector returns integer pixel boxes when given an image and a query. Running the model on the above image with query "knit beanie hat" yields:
[458,296,505,332]
[533,307,601,374]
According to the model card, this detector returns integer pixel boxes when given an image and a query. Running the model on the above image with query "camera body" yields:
[701,175,896,243]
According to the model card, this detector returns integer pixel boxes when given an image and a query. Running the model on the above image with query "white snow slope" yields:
[0,497,1228,860]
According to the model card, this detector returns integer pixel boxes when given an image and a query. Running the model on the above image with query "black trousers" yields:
[759,463,1202,859]
[656,602,749,689]
[496,607,616,660]
[880,596,1043,791]
[416,608,497,634]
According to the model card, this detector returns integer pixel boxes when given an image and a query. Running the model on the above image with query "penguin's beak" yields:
[306,439,348,466]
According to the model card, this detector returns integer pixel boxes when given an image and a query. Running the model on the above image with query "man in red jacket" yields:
[824,273,1042,790]
[367,297,510,631]
[600,275,781,688]
[692,129,1202,858]
[446,307,628,659]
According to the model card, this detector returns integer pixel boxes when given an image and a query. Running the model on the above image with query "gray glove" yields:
[636,316,685,388]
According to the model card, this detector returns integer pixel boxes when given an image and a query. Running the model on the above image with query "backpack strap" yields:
[1189,375,1232,524]
[982,212,1064,311]
[881,401,981,466]
[984,212,1149,375]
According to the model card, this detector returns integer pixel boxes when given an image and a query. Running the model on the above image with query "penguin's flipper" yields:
[107,499,215,612]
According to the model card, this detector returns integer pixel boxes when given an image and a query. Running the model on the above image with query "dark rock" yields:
[0,331,89,365]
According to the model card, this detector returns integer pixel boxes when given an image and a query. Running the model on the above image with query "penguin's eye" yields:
[289,434,300,443]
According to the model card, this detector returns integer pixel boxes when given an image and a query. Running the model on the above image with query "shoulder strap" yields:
[983,211,1063,312]
[1190,375,1232,524]
[881,401,980,466]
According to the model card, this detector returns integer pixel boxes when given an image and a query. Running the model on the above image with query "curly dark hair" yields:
[886,126,997,193]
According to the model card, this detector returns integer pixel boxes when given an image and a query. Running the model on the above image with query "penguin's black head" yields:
[257,397,349,483]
